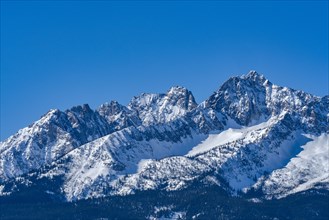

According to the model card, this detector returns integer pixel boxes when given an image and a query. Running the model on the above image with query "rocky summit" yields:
[1,71,328,219]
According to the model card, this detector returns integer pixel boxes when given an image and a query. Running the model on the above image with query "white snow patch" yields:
[137,159,154,173]
[187,118,276,156]
[261,133,329,198]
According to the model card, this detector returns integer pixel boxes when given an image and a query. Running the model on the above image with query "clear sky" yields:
[1,1,328,140]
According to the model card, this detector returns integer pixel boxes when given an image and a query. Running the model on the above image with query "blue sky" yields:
[1,1,328,140]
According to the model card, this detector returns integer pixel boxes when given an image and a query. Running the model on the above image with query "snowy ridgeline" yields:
[0,71,328,201]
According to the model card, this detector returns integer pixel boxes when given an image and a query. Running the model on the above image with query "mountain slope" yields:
[0,87,197,182]
[0,71,328,205]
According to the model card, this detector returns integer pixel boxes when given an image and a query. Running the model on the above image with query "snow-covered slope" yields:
[255,133,329,199]
[0,87,197,182]
[0,104,116,181]
[0,71,327,202]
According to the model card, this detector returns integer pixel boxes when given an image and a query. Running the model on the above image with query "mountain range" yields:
[1,71,328,219]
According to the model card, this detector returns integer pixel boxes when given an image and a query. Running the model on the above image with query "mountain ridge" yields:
[1,71,328,204]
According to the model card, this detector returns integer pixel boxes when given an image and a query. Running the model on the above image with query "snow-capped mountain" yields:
[0,71,328,204]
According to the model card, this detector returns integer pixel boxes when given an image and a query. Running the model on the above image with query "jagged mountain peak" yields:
[221,70,270,91]
[129,92,160,108]
[1,71,327,206]
[68,104,92,113]
[39,108,63,122]
[204,71,322,126]
[241,70,273,88]
[97,100,140,129]
[43,108,61,115]
[126,86,197,125]
[241,70,266,81]
[97,100,127,116]
[167,85,190,95]
[128,86,196,107]
[204,71,270,125]
[166,86,197,111]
